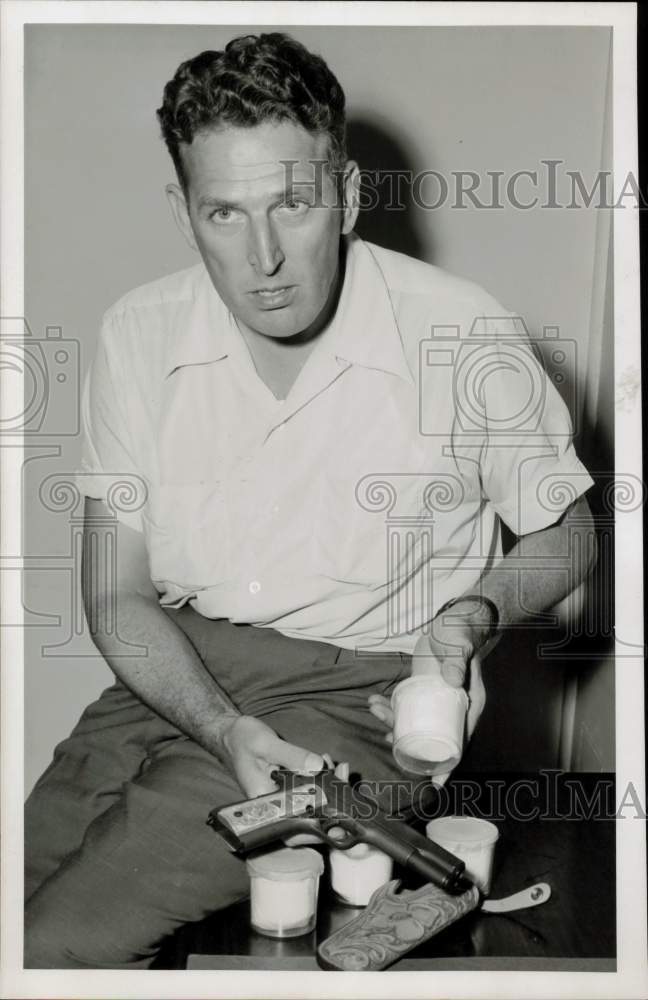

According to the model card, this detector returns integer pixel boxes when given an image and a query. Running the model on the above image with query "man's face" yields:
[167,121,358,340]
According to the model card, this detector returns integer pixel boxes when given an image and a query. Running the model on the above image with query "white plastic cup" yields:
[246,846,324,938]
[426,816,499,895]
[391,674,468,775]
[329,842,394,907]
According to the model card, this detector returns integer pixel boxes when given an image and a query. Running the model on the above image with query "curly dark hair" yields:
[157,32,347,195]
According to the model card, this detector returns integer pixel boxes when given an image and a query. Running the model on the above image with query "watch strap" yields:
[435,595,500,638]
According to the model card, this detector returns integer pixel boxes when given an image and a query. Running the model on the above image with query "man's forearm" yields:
[86,589,240,757]
[476,497,596,625]
[432,496,597,658]
[470,499,596,626]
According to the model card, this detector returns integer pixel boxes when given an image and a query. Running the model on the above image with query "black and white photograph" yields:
[1,2,645,998]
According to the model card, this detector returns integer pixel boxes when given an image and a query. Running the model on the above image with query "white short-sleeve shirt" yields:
[77,234,593,653]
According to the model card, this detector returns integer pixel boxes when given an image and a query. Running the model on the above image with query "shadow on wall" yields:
[460,321,615,771]
[347,117,431,264]
[460,347,615,771]
[346,114,615,772]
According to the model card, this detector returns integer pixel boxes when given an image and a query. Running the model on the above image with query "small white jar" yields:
[426,816,499,895]
[246,846,324,938]
[391,674,468,775]
[329,842,394,907]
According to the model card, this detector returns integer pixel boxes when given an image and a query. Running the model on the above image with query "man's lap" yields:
[24,611,408,968]
[25,735,247,968]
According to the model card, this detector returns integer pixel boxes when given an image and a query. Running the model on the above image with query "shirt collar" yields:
[164,233,414,385]
[163,267,230,379]
[324,233,414,384]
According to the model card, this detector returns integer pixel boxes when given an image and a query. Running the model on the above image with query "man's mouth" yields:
[250,286,296,308]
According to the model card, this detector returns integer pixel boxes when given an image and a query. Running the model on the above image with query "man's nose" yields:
[247,218,285,275]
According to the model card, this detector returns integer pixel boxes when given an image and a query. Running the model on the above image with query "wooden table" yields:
[156,772,616,971]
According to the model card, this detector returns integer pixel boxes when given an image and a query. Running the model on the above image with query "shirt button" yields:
[248,580,261,594]
[272,505,279,514]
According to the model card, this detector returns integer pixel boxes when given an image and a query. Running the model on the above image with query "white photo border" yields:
[1,2,644,998]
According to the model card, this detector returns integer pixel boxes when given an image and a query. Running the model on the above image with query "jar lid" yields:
[426,816,499,846]
[331,841,384,860]
[246,846,325,881]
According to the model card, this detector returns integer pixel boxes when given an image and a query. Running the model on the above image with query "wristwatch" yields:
[435,595,500,640]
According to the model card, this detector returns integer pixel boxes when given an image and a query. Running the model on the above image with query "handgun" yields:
[207,765,473,895]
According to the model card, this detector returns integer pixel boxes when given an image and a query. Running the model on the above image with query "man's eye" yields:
[210,207,234,222]
[280,200,308,214]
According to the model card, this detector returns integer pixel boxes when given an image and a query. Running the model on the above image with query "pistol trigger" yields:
[319,817,359,850]
[330,830,359,850]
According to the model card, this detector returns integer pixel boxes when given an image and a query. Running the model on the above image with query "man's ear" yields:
[340,161,361,236]
[165,183,198,252]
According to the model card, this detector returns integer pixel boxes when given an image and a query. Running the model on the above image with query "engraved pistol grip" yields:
[208,783,325,852]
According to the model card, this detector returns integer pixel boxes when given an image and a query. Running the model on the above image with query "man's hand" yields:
[368,653,486,742]
[220,715,326,799]
[368,496,597,783]
[219,720,349,847]
[368,624,488,785]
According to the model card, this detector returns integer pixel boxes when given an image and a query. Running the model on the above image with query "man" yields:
[24,32,595,968]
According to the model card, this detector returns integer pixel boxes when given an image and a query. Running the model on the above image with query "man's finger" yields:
[334,761,350,781]
[369,702,393,726]
[235,755,279,799]
[265,735,324,776]
[440,658,467,688]
[466,655,486,739]
[283,832,323,847]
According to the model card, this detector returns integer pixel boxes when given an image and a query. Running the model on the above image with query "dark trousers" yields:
[24,607,410,968]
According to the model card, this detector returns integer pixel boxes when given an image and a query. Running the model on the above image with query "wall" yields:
[24,24,613,792]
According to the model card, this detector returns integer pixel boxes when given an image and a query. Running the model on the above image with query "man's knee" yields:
[24,893,154,969]
[24,902,89,969]
[24,911,83,969]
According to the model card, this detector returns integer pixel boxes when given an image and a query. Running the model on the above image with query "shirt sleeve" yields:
[75,312,147,532]
[454,314,594,536]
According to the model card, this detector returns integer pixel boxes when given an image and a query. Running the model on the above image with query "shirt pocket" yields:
[142,481,228,591]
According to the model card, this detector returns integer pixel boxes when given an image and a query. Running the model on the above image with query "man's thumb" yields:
[271,738,324,775]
